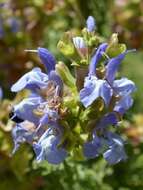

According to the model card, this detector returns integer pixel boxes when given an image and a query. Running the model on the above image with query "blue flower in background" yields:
[0,18,4,38]
[0,10,21,37]
[0,87,3,99]
[8,17,20,33]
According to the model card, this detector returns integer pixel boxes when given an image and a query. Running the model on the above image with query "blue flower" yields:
[113,77,136,114]
[11,71,63,126]
[11,47,63,125]
[80,43,112,107]
[80,75,111,107]
[0,87,3,99]
[80,43,136,112]
[11,75,62,126]
[83,113,118,159]
[103,132,127,164]
[8,17,20,33]
[86,16,96,32]
[73,37,86,49]
[0,18,4,38]
[84,131,127,164]
[33,128,67,164]
[10,47,66,164]
[73,37,87,56]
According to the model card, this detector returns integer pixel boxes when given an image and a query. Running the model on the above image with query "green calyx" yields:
[56,62,76,90]
[57,31,75,57]
[106,33,127,57]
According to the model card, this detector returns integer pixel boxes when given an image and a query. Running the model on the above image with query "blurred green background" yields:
[0,0,143,190]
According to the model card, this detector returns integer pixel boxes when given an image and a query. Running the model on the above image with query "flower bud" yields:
[57,40,75,56]
[73,37,88,57]
[86,16,96,32]
[106,33,127,57]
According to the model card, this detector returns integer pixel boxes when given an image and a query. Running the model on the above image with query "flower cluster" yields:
[10,16,136,165]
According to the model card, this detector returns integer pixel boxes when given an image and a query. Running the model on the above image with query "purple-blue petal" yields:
[0,87,3,99]
[80,76,111,107]
[83,136,101,158]
[89,43,108,76]
[13,97,43,124]
[38,47,56,74]
[39,114,49,126]
[114,95,133,114]
[12,123,34,153]
[112,78,136,114]
[48,71,63,94]
[33,129,67,164]
[39,110,59,126]
[8,17,20,33]
[97,112,118,129]
[113,77,136,96]
[73,37,86,49]
[103,134,127,164]
[0,18,4,38]
[11,67,48,92]
[106,52,126,84]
